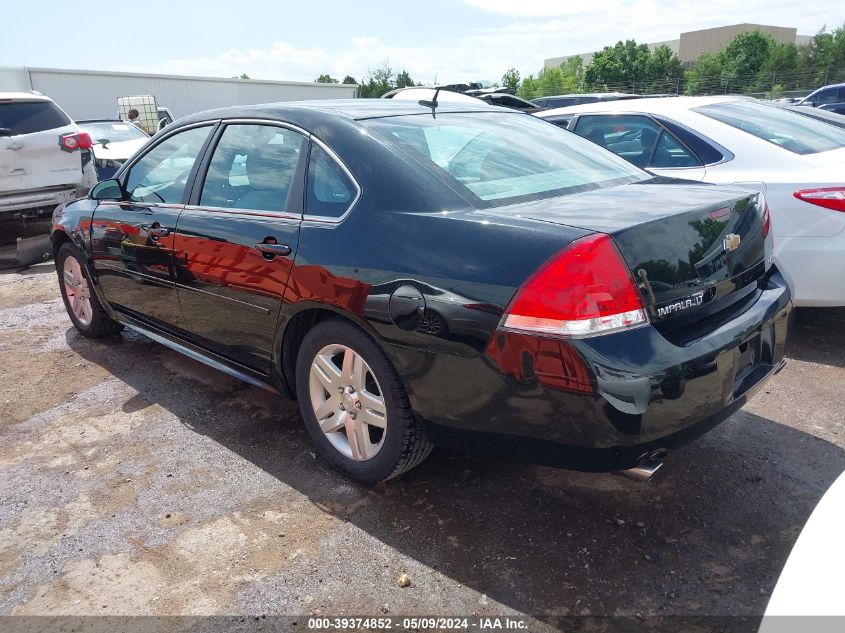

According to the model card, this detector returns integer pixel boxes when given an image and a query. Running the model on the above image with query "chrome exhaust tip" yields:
[619,449,668,482]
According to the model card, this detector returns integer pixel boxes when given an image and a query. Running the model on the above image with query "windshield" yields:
[80,121,149,143]
[363,112,646,206]
[695,100,845,155]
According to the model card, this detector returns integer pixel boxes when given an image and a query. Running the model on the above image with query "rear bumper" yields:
[400,269,792,472]
[0,186,90,214]
[776,233,845,306]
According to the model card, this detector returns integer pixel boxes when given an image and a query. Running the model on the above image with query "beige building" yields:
[544,23,813,68]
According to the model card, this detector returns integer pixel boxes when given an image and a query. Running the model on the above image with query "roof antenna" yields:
[419,86,441,109]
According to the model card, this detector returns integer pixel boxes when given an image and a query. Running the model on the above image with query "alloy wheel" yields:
[309,344,387,461]
[63,256,93,327]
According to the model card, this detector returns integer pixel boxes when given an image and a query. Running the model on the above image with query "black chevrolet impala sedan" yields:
[51,99,791,483]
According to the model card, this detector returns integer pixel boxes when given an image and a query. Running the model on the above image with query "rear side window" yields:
[306,144,358,219]
[651,131,701,168]
[695,100,845,155]
[0,100,70,135]
[657,117,725,164]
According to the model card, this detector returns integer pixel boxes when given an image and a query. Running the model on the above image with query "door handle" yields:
[6,141,22,151]
[255,242,292,258]
[148,227,170,238]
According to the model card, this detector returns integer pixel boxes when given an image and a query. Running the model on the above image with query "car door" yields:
[89,124,215,330]
[572,114,707,180]
[173,121,308,373]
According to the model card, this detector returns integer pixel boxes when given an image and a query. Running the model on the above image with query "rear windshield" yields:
[695,100,845,155]
[362,112,646,207]
[0,100,70,135]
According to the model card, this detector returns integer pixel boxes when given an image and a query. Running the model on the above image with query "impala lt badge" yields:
[723,233,741,252]
[655,287,717,318]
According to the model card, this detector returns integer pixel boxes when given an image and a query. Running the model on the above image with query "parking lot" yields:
[1,262,843,627]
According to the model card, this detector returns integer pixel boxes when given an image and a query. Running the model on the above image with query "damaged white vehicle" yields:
[1,92,97,219]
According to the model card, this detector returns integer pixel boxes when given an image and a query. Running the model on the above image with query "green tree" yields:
[358,61,395,98]
[716,30,776,90]
[232,73,250,79]
[395,69,415,88]
[501,67,521,92]
[585,40,681,92]
[342,75,357,85]
[316,74,339,84]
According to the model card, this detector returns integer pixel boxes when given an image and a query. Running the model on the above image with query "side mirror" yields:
[90,178,124,201]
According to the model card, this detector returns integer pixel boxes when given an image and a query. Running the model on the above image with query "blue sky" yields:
[2,0,843,83]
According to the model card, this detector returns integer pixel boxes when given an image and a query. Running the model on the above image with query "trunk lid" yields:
[487,179,768,332]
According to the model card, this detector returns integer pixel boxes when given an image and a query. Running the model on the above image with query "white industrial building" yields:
[0,66,358,120]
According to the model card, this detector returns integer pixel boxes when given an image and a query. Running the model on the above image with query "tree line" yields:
[511,24,845,99]
[308,24,844,100]
[315,63,419,97]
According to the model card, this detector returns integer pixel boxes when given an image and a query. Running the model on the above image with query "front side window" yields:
[573,114,664,168]
[124,126,212,204]
[363,112,645,207]
[306,144,357,218]
[0,100,70,135]
[695,100,845,155]
[200,124,307,212]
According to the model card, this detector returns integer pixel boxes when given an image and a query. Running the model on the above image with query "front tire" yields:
[56,241,121,338]
[295,318,432,483]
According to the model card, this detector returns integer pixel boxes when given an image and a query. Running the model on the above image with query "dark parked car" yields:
[476,92,543,112]
[51,99,791,483]
[777,103,845,129]
[796,83,845,115]
[531,93,642,109]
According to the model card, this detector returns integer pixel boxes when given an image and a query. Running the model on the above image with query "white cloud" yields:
[141,2,844,85]
[461,0,611,17]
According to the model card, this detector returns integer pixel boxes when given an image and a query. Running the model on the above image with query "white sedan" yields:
[76,119,149,181]
[536,97,845,307]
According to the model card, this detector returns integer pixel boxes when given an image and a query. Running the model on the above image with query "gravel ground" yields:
[0,262,843,630]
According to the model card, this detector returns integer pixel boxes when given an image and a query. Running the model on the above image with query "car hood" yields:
[91,138,147,161]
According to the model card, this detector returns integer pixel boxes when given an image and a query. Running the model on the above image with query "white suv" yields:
[0,92,97,218]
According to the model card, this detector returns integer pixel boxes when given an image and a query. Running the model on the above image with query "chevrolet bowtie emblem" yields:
[723,233,741,252]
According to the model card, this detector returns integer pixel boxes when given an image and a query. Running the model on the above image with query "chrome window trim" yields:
[181,204,301,223]
[303,136,362,225]
[216,118,311,138]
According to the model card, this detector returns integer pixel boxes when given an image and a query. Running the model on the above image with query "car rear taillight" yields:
[59,132,93,152]
[793,187,845,212]
[762,201,771,238]
[502,233,647,337]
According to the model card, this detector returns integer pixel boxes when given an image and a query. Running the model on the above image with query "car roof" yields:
[539,93,640,99]
[537,95,751,117]
[0,91,53,102]
[176,98,501,128]
[810,82,845,90]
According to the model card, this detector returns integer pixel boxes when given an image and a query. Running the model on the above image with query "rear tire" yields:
[56,241,121,338]
[295,318,432,483]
